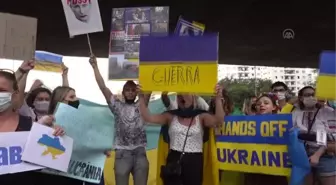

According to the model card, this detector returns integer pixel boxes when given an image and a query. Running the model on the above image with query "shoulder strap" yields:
[16,115,33,131]
[178,117,194,162]
[307,108,320,133]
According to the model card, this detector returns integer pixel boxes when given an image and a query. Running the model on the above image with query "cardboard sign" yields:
[0,13,37,60]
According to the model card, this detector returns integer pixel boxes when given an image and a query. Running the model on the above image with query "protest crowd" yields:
[0,2,335,185]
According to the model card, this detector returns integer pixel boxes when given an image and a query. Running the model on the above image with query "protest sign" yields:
[61,0,103,37]
[0,132,44,175]
[34,51,63,73]
[316,51,336,100]
[22,123,73,172]
[42,101,114,183]
[108,7,169,80]
[0,13,37,60]
[175,16,205,36]
[216,114,293,176]
[139,35,218,94]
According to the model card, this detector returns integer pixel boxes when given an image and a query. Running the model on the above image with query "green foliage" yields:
[215,77,273,109]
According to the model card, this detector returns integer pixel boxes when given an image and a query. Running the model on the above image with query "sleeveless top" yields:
[168,116,204,153]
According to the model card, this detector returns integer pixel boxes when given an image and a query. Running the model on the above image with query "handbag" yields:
[160,117,194,180]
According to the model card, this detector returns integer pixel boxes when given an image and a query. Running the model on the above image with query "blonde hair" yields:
[48,86,75,114]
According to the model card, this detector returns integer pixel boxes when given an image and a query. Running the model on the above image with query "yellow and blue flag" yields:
[139,35,218,94]
[34,51,63,73]
[316,51,336,100]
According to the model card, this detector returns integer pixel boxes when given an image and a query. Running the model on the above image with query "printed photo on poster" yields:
[109,31,125,53]
[61,0,103,37]
[108,6,169,80]
[152,23,168,33]
[124,41,140,59]
[151,7,169,23]
[108,55,139,79]
[112,8,124,31]
[125,24,150,40]
[125,7,150,23]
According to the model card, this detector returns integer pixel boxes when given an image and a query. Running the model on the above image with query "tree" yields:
[217,77,273,109]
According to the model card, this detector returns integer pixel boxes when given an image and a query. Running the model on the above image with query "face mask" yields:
[0,92,12,113]
[125,99,136,104]
[303,97,317,108]
[276,92,286,100]
[34,101,49,112]
[68,100,80,109]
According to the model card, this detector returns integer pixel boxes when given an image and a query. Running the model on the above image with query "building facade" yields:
[218,65,318,93]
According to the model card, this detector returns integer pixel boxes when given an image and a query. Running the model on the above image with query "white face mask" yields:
[0,92,12,112]
[276,92,286,100]
[303,97,317,108]
[33,101,50,112]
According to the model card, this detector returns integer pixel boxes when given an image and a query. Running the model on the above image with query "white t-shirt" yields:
[293,107,336,147]
[167,96,209,111]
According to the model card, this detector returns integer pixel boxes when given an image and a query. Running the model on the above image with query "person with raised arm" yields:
[89,55,151,185]
[139,84,224,185]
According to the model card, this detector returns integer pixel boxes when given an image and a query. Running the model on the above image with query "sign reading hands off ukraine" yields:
[216,114,293,176]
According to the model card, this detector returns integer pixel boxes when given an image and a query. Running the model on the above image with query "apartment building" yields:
[218,65,318,93]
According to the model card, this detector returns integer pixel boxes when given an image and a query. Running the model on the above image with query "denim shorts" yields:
[315,156,336,177]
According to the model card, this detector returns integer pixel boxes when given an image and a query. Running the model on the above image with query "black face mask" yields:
[125,98,136,104]
[68,100,80,109]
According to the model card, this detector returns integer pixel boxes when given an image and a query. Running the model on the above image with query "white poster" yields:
[61,0,103,37]
[0,13,37,60]
[22,123,73,172]
[0,132,44,175]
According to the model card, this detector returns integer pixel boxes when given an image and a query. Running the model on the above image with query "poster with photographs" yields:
[108,6,169,80]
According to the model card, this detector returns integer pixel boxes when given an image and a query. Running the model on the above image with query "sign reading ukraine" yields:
[139,35,218,94]
[316,51,336,100]
[216,114,293,176]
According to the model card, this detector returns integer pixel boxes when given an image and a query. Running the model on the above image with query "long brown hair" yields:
[48,86,75,114]
[209,88,233,115]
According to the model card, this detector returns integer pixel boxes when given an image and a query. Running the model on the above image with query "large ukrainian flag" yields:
[316,51,336,100]
[34,51,63,73]
[139,35,218,95]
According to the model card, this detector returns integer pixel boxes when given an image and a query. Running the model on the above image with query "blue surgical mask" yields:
[0,92,12,112]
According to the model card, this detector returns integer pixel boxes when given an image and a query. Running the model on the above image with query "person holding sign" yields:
[243,93,288,185]
[0,70,65,184]
[138,85,224,185]
[23,63,69,121]
[89,56,151,185]
[292,86,336,185]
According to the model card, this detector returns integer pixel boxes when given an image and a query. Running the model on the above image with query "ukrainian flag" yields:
[139,35,218,95]
[34,51,63,73]
[316,51,336,100]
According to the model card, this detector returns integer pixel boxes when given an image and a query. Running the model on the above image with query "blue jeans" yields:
[114,147,149,185]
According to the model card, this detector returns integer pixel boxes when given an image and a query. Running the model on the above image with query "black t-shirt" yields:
[0,116,83,185]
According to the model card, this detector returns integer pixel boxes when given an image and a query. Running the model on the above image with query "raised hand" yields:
[20,59,35,72]
[61,63,69,76]
[89,55,97,68]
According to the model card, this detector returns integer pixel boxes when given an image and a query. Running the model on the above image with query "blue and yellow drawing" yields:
[34,51,63,73]
[38,134,66,159]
